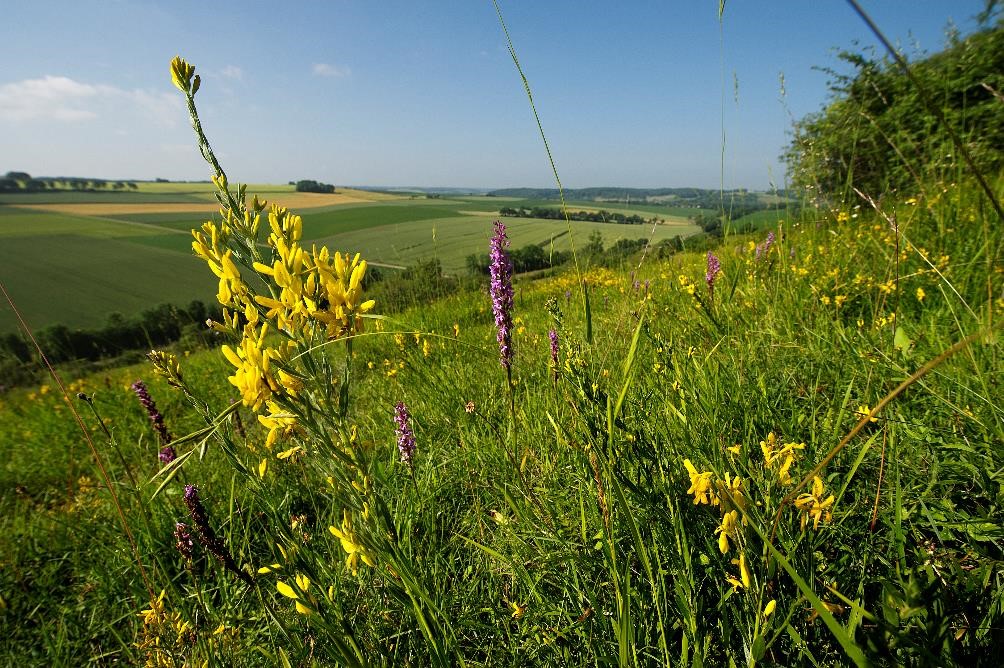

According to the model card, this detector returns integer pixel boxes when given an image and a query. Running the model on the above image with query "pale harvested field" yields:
[12,192,376,216]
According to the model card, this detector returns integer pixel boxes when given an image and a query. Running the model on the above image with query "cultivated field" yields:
[0,188,698,332]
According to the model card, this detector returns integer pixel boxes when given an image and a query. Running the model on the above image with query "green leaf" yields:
[894,326,913,356]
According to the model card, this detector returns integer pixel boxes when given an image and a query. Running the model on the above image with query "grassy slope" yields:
[1,184,999,664]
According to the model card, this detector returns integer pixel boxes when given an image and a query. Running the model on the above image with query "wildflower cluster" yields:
[192,202,375,412]
[135,590,194,667]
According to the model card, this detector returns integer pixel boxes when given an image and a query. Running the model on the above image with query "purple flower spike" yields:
[158,445,177,464]
[183,484,251,585]
[489,221,515,370]
[705,251,721,301]
[755,231,776,261]
[548,329,559,368]
[394,402,416,467]
[131,380,172,445]
[174,522,194,562]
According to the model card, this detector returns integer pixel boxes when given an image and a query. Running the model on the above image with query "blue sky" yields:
[0,1,989,190]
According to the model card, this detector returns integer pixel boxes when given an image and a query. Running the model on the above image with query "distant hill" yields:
[487,186,795,210]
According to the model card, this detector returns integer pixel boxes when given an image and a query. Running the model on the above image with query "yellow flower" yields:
[683,459,716,506]
[716,472,746,514]
[795,476,835,530]
[510,601,527,619]
[329,510,375,575]
[855,404,878,423]
[716,510,740,554]
[762,599,777,620]
[258,401,297,448]
[277,576,313,615]
[221,323,281,410]
[725,553,752,591]
[137,590,167,625]
[761,433,805,484]
[916,287,926,302]
[170,56,196,93]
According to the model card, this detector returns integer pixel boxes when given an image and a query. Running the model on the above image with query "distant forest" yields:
[499,206,655,225]
[0,171,139,193]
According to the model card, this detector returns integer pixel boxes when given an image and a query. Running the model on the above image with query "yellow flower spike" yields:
[170,56,196,93]
[717,473,746,515]
[276,581,298,599]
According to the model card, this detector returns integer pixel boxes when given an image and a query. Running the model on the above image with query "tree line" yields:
[1,172,140,193]
[0,301,221,389]
[294,179,336,193]
[498,206,654,225]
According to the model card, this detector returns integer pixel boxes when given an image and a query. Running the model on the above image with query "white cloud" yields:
[312,62,350,78]
[0,75,181,126]
[220,65,243,80]
[0,76,100,121]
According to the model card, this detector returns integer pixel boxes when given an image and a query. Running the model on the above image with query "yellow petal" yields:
[276,581,298,599]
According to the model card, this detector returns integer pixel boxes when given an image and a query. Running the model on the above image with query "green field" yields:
[0,191,698,333]
[0,208,214,333]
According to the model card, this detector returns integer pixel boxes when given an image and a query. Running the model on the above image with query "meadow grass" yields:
[1,170,999,664]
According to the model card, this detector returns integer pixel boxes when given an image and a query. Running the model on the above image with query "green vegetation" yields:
[2,20,1003,666]
[0,209,215,334]
[0,191,697,337]
[294,179,336,193]
[785,17,1004,199]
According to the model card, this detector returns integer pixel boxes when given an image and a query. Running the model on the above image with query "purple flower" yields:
[755,231,776,261]
[548,329,559,368]
[705,251,721,301]
[174,522,194,562]
[158,445,177,464]
[394,402,416,467]
[489,221,515,370]
[131,380,172,445]
[183,485,251,585]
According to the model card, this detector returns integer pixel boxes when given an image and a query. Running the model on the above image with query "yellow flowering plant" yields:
[151,57,456,664]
